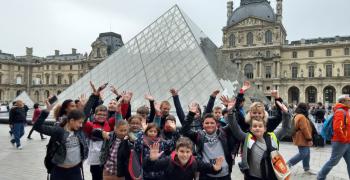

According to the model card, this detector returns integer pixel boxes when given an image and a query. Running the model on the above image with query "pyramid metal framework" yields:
[58,5,267,111]
[10,91,35,108]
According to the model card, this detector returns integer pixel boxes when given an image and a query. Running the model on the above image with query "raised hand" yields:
[170,88,178,96]
[144,94,154,101]
[90,81,97,95]
[220,95,230,107]
[149,143,163,161]
[211,90,220,97]
[213,156,224,171]
[227,98,236,111]
[241,81,251,92]
[78,94,87,107]
[45,99,56,112]
[276,101,288,113]
[110,85,119,96]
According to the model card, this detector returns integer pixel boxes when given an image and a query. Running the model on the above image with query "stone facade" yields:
[0,32,123,105]
[220,0,350,106]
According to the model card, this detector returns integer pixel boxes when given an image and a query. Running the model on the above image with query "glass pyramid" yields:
[58,5,268,111]
[10,91,35,108]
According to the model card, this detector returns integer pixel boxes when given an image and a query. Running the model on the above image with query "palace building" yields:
[220,0,350,105]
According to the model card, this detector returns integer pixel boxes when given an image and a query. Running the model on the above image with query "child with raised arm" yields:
[144,137,224,180]
[227,98,291,180]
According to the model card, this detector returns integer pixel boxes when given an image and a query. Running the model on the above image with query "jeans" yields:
[27,126,44,139]
[287,146,310,171]
[51,165,83,180]
[317,142,350,180]
[11,123,25,147]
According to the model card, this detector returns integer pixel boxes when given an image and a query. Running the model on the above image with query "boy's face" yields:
[250,109,264,120]
[69,118,83,131]
[94,110,107,122]
[213,109,222,119]
[160,104,171,116]
[176,147,192,165]
[250,120,266,138]
[203,118,217,134]
[108,100,118,111]
[115,125,128,139]
[129,118,142,132]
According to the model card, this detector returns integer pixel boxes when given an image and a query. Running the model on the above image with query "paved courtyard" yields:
[0,124,348,180]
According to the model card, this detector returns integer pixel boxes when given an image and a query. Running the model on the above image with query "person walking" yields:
[317,95,350,180]
[287,102,316,175]
[27,103,45,140]
[9,100,27,149]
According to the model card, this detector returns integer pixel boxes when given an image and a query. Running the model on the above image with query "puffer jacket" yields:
[332,103,350,143]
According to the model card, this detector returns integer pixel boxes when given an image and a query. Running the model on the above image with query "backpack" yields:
[290,114,318,139]
[44,137,61,177]
[321,108,346,141]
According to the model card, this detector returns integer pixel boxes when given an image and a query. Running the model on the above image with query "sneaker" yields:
[17,145,23,150]
[304,169,317,175]
[10,139,16,147]
[27,137,33,140]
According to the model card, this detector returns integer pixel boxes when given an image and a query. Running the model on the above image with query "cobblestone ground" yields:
[0,125,348,180]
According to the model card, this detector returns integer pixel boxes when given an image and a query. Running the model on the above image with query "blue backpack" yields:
[321,108,346,141]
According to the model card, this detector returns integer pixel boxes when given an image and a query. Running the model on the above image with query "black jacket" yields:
[181,112,239,176]
[9,106,26,124]
[144,151,220,180]
[34,110,88,165]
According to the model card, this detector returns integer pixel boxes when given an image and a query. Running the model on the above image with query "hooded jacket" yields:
[332,103,350,143]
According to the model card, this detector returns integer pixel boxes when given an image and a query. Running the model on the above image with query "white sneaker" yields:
[17,145,23,150]
[304,169,317,175]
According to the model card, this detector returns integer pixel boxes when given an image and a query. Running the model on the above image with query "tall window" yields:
[306,86,317,103]
[244,64,254,79]
[70,65,73,70]
[326,64,332,77]
[345,48,350,55]
[324,86,336,103]
[57,75,62,85]
[58,65,61,70]
[46,74,50,84]
[16,75,22,84]
[266,51,271,58]
[229,34,235,47]
[308,50,314,57]
[0,74,2,84]
[308,66,315,78]
[326,49,332,56]
[292,51,297,58]
[247,32,253,46]
[265,30,272,44]
[344,64,350,77]
[265,66,272,78]
[18,66,20,71]
[0,64,2,69]
[46,65,49,70]
[69,75,73,84]
[292,66,298,78]
[97,48,101,58]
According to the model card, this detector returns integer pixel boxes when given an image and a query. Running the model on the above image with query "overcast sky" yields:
[0,0,349,57]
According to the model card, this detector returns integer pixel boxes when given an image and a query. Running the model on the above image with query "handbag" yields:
[270,150,291,180]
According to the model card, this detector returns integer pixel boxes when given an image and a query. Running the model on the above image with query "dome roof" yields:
[228,1,276,27]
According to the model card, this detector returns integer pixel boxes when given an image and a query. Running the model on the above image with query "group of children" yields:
[33,81,291,180]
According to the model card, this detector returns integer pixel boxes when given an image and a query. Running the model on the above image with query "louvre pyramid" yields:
[10,91,34,108]
[58,5,267,111]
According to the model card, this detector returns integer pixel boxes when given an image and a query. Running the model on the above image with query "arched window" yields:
[288,86,300,104]
[229,34,235,47]
[342,85,350,95]
[45,90,50,98]
[34,91,39,102]
[265,30,272,44]
[324,86,336,103]
[244,64,254,79]
[247,32,253,46]
[305,86,317,103]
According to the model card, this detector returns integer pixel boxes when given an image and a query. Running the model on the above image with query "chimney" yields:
[72,48,77,55]
[227,1,233,19]
[55,50,60,56]
[276,0,283,22]
[26,47,33,56]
